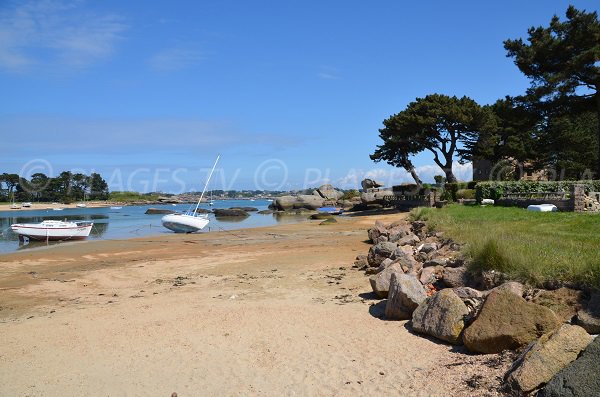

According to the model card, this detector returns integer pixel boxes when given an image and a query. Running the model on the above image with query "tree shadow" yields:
[344,208,407,217]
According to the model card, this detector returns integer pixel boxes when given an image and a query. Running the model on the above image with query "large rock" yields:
[273,195,324,211]
[412,289,470,345]
[361,178,384,190]
[388,226,412,243]
[575,292,600,334]
[385,273,427,320]
[419,265,444,285]
[145,208,176,214]
[367,220,388,243]
[541,336,600,397]
[505,324,591,395]
[490,281,524,298]
[463,290,561,354]
[390,245,417,268]
[360,188,393,204]
[213,208,250,217]
[273,195,297,211]
[229,206,258,212]
[396,234,420,246]
[442,266,470,288]
[369,263,403,298]
[296,195,325,210]
[367,241,397,267]
[315,184,343,200]
[532,287,585,323]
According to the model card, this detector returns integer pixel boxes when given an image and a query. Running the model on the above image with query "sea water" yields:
[0,199,304,253]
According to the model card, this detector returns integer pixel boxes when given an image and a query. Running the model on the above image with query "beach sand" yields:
[0,214,509,396]
[0,201,115,212]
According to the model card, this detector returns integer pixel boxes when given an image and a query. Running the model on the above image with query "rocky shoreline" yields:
[355,217,599,396]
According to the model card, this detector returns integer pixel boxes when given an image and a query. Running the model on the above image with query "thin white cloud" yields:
[336,162,473,189]
[148,46,205,71]
[317,66,340,80]
[0,0,127,72]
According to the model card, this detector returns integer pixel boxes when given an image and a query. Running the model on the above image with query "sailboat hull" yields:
[161,214,210,233]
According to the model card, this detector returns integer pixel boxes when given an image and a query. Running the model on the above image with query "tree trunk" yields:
[596,91,600,179]
[407,165,423,187]
[443,160,457,183]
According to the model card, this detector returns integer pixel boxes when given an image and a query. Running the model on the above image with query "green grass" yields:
[412,205,600,289]
[108,191,161,202]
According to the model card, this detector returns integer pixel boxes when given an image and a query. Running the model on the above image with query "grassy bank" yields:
[412,205,600,290]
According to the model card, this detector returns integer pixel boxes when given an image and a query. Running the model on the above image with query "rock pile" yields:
[354,217,600,396]
[269,184,360,213]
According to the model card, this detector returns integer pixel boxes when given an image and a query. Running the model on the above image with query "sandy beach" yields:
[0,201,117,212]
[0,214,509,396]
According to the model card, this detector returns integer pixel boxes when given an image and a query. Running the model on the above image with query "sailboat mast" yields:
[194,155,220,214]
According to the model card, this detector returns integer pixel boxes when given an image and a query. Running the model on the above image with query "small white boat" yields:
[527,204,558,212]
[110,206,122,210]
[76,203,87,208]
[11,220,93,241]
[10,203,21,209]
[162,155,220,233]
[162,213,210,233]
[22,202,32,208]
[52,208,64,211]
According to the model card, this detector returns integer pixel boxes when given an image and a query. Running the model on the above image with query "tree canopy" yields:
[371,94,492,183]
[504,5,600,175]
[0,171,109,202]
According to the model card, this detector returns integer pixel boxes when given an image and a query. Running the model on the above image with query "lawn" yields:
[412,205,600,290]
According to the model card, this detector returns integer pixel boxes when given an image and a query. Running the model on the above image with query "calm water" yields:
[0,199,304,253]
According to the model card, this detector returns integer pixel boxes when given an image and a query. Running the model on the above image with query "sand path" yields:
[0,215,508,396]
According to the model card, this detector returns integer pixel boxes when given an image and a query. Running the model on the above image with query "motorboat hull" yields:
[11,221,93,241]
[161,214,210,233]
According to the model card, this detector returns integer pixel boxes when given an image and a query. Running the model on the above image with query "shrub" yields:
[456,189,475,200]
[340,189,360,200]
[408,207,431,221]
[468,239,515,274]
[443,182,470,201]
[475,180,600,202]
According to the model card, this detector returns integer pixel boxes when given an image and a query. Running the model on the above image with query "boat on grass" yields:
[161,155,220,233]
[11,220,93,242]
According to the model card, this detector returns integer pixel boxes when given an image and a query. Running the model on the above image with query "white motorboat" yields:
[52,208,64,211]
[110,206,122,210]
[11,220,93,241]
[76,203,87,208]
[22,202,32,208]
[10,203,21,209]
[162,155,220,233]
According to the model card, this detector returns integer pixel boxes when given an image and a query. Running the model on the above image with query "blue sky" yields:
[1,0,599,192]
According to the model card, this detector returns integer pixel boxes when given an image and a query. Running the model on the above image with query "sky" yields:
[1,0,599,193]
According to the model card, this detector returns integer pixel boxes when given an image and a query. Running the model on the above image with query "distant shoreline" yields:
[0,198,271,213]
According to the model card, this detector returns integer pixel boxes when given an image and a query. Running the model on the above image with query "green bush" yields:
[340,189,360,200]
[443,182,470,201]
[456,189,475,200]
[475,180,600,202]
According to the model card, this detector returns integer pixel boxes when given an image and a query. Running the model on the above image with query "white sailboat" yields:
[161,155,219,233]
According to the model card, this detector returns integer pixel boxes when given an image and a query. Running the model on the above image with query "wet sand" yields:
[0,214,508,396]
